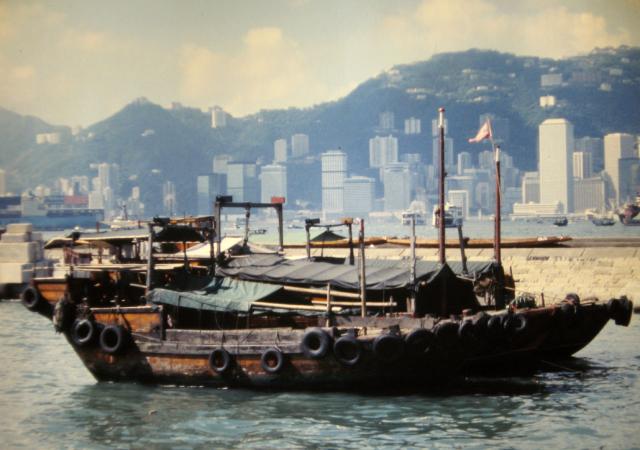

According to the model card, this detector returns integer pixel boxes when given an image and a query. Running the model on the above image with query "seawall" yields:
[283,238,640,307]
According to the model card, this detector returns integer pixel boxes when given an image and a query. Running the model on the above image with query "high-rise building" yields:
[575,137,604,172]
[573,151,593,179]
[379,111,394,130]
[210,106,227,128]
[162,181,176,216]
[0,168,6,196]
[431,118,448,137]
[321,150,347,216]
[574,177,606,213]
[260,164,287,203]
[604,133,636,204]
[457,152,472,175]
[369,135,398,168]
[274,139,288,163]
[521,171,540,204]
[619,157,640,204]
[539,118,574,213]
[197,174,226,216]
[383,162,410,211]
[291,134,309,158]
[448,190,469,218]
[213,154,232,175]
[344,176,375,216]
[432,137,454,169]
[227,162,259,202]
[404,117,421,135]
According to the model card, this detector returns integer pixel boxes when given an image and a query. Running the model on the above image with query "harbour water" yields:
[1,300,639,449]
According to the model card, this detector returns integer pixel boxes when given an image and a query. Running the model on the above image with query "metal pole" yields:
[494,145,502,265]
[305,224,311,260]
[358,219,367,318]
[347,221,355,266]
[457,223,468,274]
[438,107,446,265]
[214,201,221,258]
[243,205,251,247]
[209,216,215,276]
[409,214,416,314]
[276,204,284,252]
[145,222,155,296]
[326,283,332,327]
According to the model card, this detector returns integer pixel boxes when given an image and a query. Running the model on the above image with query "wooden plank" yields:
[252,301,342,312]
[283,285,360,299]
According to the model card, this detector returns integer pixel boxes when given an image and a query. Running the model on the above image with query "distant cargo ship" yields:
[0,195,104,231]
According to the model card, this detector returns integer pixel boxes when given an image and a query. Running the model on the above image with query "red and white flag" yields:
[468,120,492,143]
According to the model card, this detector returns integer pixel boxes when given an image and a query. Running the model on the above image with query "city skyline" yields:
[1,0,639,126]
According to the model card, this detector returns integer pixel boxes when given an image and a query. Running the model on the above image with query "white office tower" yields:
[213,154,232,175]
[210,106,227,128]
[573,152,593,179]
[0,168,5,196]
[448,190,469,218]
[457,152,472,175]
[574,177,606,213]
[604,133,636,204]
[344,176,375,216]
[97,163,113,191]
[521,171,540,203]
[404,117,421,135]
[431,118,448,137]
[383,162,411,211]
[539,119,574,213]
[369,135,398,168]
[321,150,347,216]
[274,139,288,163]
[291,134,309,158]
[260,164,287,203]
[163,181,176,216]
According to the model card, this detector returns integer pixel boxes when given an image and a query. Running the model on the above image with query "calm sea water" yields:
[1,300,639,449]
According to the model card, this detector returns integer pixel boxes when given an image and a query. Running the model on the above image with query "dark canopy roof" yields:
[310,230,345,242]
[217,255,493,291]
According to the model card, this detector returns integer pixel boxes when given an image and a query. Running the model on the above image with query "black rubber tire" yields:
[487,315,504,340]
[607,298,621,320]
[372,334,404,364]
[333,336,363,367]
[99,325,128,354]
[458,320,479,344]
[434,322,459,349]
[208,348,232,374]
[71,319,97,347]
[565,293,580,305]
[21,286,41,311]
[260,348,285,374]
[301,328,332,359]
[615,297,633,327]
[503,313,528,335]
[404,328,435,358]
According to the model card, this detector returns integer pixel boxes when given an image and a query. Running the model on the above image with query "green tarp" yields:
[149,277,282,312]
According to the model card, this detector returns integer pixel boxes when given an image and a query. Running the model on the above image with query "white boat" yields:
[432,203,463,228]
[401,210,426,226]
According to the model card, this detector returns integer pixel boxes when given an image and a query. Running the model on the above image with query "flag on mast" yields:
[468,120,493,143]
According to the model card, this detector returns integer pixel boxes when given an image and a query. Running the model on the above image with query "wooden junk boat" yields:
[21,110,633,390]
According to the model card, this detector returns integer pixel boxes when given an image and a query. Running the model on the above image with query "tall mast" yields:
[438,107,446,265]
[494,145,502,265]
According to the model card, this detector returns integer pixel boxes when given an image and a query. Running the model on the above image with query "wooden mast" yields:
[438,107,446,265]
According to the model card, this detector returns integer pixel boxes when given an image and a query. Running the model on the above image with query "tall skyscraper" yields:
[213,154,232,175]
[383,162,411,211]
[197,174,226,216]
[573,151,593,179]
[521,172,539,203]
[379,111,394,130]
[574,177,606,213]
[162,181,176,216]
[575,136,604,172]
[604,133,636,204]
[344,176,375,216]
[260,164,287,203]
[321,150,347,216]
[404,117,421,135]
[369,135,398,168]
[457,152,472,175]
[539,118,574,213]
[274,139,288,163]
[226,162,259,202]
[291,134,309,158]
[432,137,454,169]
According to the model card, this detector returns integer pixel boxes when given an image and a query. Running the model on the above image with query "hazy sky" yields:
[1,0,639,126]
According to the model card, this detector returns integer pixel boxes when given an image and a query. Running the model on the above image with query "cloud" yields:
[381,0,633,59]
[178,27,349,115]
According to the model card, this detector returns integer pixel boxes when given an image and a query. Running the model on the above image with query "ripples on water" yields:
[1,300,639,449]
